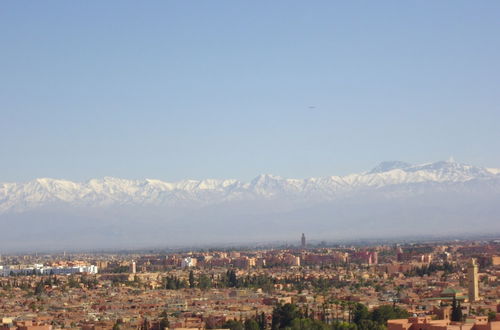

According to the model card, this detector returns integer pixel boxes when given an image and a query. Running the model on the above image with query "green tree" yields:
[291,318,329,330]
[272,303,300,330]
[189,270,195,288]
[244,319,260,330]
[332,321,358,330]
[199,274,212,290]
[451,298,463,322]
[159,316,170,329]
[34,280,44,296]
[223,320,244,330]
[353,303,370,325]
[258,312,267,330]
[68,275,79,288]
[358,319,385,330]
[228,269,238,288]
[370,305,409,325]
[141,317,149,330]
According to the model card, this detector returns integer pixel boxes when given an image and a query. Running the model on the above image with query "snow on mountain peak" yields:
[487,168,500,175]
[0,160,498,213]
[369,160,490,180]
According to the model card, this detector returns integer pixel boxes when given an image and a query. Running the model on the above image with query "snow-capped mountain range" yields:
[1,160,499,214]
[2,160,500,251]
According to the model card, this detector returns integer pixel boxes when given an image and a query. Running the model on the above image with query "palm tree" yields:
[333,299,340,322]
[340,301,347,322]
[347,301,355,323]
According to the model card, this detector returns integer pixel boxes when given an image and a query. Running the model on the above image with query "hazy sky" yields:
[1,1,499,182]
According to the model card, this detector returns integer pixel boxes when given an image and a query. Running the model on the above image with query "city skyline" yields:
[0,238,498,330]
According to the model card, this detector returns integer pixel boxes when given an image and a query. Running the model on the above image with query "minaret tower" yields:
[130,261,137,274]
[468,258,479,302]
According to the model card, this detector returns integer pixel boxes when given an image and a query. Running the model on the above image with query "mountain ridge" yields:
[1,160,499,213]
[2,160,500,251]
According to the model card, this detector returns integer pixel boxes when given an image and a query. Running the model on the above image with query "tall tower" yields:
[468,258,479,302]
[301,233,306,249]
[130,261,137,274]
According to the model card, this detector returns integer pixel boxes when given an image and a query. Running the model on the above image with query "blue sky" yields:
[1,1,499,182]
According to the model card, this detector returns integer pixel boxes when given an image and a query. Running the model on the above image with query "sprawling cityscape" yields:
[2,1,499,330]
[0,235,499,330]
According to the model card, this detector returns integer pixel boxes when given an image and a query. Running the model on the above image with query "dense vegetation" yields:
[159,269,380,293]
[220,302,409,330]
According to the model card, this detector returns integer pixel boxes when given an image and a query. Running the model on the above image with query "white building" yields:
[181,257,197,268]
[0,264,98,276]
